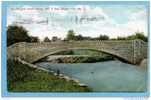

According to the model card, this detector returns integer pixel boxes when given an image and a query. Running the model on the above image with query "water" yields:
[36,60,147,92]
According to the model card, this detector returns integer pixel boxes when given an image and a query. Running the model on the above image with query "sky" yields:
[7,4,148,40]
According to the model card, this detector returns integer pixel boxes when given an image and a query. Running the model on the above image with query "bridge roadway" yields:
[7,39,147,64]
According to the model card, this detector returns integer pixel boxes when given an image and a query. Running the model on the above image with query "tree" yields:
[117,37,126,40]
[67,30,76,40]
[43,37,51,42]
[98,34,109,40]
[30,36,40,42]
[7,25,31,46]
[127,32,147,42]
[51,36,61,42]
[75,34,83,40]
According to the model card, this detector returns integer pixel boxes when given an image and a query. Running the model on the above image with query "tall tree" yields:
[7,25,31,46]
[98,34,109,40]
[67,30,76,40]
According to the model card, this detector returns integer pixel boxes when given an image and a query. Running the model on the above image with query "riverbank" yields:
[37,60,147,92]
[7,59,90,92]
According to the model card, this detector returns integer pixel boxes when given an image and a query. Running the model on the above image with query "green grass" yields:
[78,56,114,63]
[7,59,90,92]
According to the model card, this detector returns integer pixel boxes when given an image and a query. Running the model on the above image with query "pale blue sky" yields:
[7,4,148,40]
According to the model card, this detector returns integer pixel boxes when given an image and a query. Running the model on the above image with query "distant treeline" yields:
[65,30,147,42]
[7,25,147,46]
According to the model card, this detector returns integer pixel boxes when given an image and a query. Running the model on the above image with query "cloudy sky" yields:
[7,4,148,40]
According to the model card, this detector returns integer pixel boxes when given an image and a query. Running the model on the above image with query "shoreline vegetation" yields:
[39,50,115,63]
[7,59,91,92]
[45,55,114,63]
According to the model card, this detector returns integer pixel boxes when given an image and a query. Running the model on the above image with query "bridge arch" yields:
[32,48,133,64]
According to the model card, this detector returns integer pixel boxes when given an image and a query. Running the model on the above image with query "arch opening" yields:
[33,48,132,64]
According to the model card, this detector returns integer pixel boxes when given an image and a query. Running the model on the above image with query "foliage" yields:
[7,59,34,89]
[62,50,74,55]
[7,25,31,46]
[67,30,76,40]
[30,36,40,42]
[53,50,74,55]
[75,34,84,40]
[65,30,147,42]
[44,56,114,63]
[7,59,90,92]
[74,35,93,41]
[79,56,114,63]
[115,32,147,42]
[127,32,147,42]
[51,36,61,42]
[47,49,114,63]
[43,37,51,42]
[66,30,110,41]
[98,34,109,40]
[117,37,126,40]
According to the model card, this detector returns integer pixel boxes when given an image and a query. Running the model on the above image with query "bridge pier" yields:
[133,39,147,64]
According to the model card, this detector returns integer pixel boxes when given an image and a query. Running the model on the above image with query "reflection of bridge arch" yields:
[7,39,147,64]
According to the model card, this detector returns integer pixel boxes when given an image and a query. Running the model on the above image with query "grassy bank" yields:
[7,59,90,92]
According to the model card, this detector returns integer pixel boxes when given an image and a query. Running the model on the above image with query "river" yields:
[36,60,147,92]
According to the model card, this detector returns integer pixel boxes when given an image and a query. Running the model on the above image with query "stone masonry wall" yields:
[7,40,147,64]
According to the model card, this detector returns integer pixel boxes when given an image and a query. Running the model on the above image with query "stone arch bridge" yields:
[7,39,147,64]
